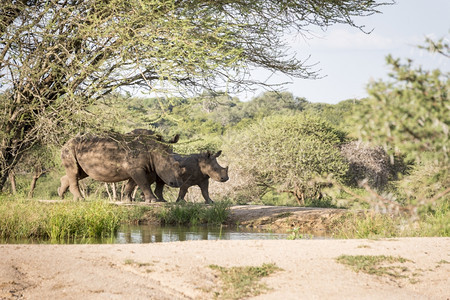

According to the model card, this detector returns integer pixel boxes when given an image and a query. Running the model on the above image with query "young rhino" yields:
[124,151,229,203]
[158,151,229,204]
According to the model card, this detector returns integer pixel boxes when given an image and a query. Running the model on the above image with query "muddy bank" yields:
[227,205,348,232]
[139,204,349,233]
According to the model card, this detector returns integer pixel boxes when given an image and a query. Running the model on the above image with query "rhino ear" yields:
[213,150,222,158]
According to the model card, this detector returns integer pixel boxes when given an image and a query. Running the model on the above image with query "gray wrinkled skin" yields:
[125,151,229,204]
[58,133,185,203]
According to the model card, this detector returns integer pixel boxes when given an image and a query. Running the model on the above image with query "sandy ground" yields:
[0,238,449,299]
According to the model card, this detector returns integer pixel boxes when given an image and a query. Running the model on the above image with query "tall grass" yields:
[158,201,231,226]
[0,197,152,242]
[331,199,449,238]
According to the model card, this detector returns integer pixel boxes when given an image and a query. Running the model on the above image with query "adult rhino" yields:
[58,132,185,203]
[124,151,229,204]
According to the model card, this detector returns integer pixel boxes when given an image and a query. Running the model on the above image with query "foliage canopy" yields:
[355,39,449,164]
[351,38,449,207]
[0,0,391,189]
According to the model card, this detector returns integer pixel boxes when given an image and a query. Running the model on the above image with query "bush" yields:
[173,135,223,155]
[395,159,449,205]
[340,141,391,190]
[222,114,349,205]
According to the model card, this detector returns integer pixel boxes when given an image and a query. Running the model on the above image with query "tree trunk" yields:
[105,183,112,201]
[28,175,38,198]
[294,191,305,206]
[28,167,46,198]
[111,182,117,201]
[9,170,17,194]
[0,118,35,191]
[120,182,125,201]
[0,151,18,191]
[132,186,138,201]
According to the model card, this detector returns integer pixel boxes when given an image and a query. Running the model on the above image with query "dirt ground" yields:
[1,205,449,299]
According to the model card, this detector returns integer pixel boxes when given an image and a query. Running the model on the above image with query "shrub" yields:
[173,135,223,155]
[223,114,349,205]
[340,141,391,190]
[395,159,449,205]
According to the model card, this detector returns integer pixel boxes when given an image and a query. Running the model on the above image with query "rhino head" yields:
[198,150,229,182]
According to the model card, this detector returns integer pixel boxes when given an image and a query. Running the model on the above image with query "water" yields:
[115,224,289,244]
[1,225,290,244]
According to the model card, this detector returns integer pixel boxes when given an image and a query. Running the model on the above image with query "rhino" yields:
[58,132,185,203]
[124,151,229,203]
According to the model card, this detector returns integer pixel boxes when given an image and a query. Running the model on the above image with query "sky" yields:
[237,0,450,104]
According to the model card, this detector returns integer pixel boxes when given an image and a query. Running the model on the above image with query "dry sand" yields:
[1,238,449,299]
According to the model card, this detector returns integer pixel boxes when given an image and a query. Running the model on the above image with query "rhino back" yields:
[70,135,153,182]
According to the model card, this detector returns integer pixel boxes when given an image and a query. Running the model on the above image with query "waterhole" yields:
[1,225,291,244]
[116,224,289,243]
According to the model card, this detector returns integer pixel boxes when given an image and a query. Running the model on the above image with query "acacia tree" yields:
[355,38,449,163]
[0,0,391,190]
[354,38,449,205]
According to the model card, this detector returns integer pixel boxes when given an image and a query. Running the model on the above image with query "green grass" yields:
[209,263,282,299]
[330,199,449,238]
[414,200,450,237]
[157,201,231,226]
[331,212,399,239]
[0,196,152,242]
[0,195,229,242]
[336,255,412,279]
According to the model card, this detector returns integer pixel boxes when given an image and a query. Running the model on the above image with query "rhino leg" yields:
[154,178,167,202]
[63,170,87,201]
[130,169,158,203]
[66,174,84,201]
[61,146,86,201]
[58,175,70,199]
[122,179,137,202]
[176,185,189,203]
[199,180,214,204]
